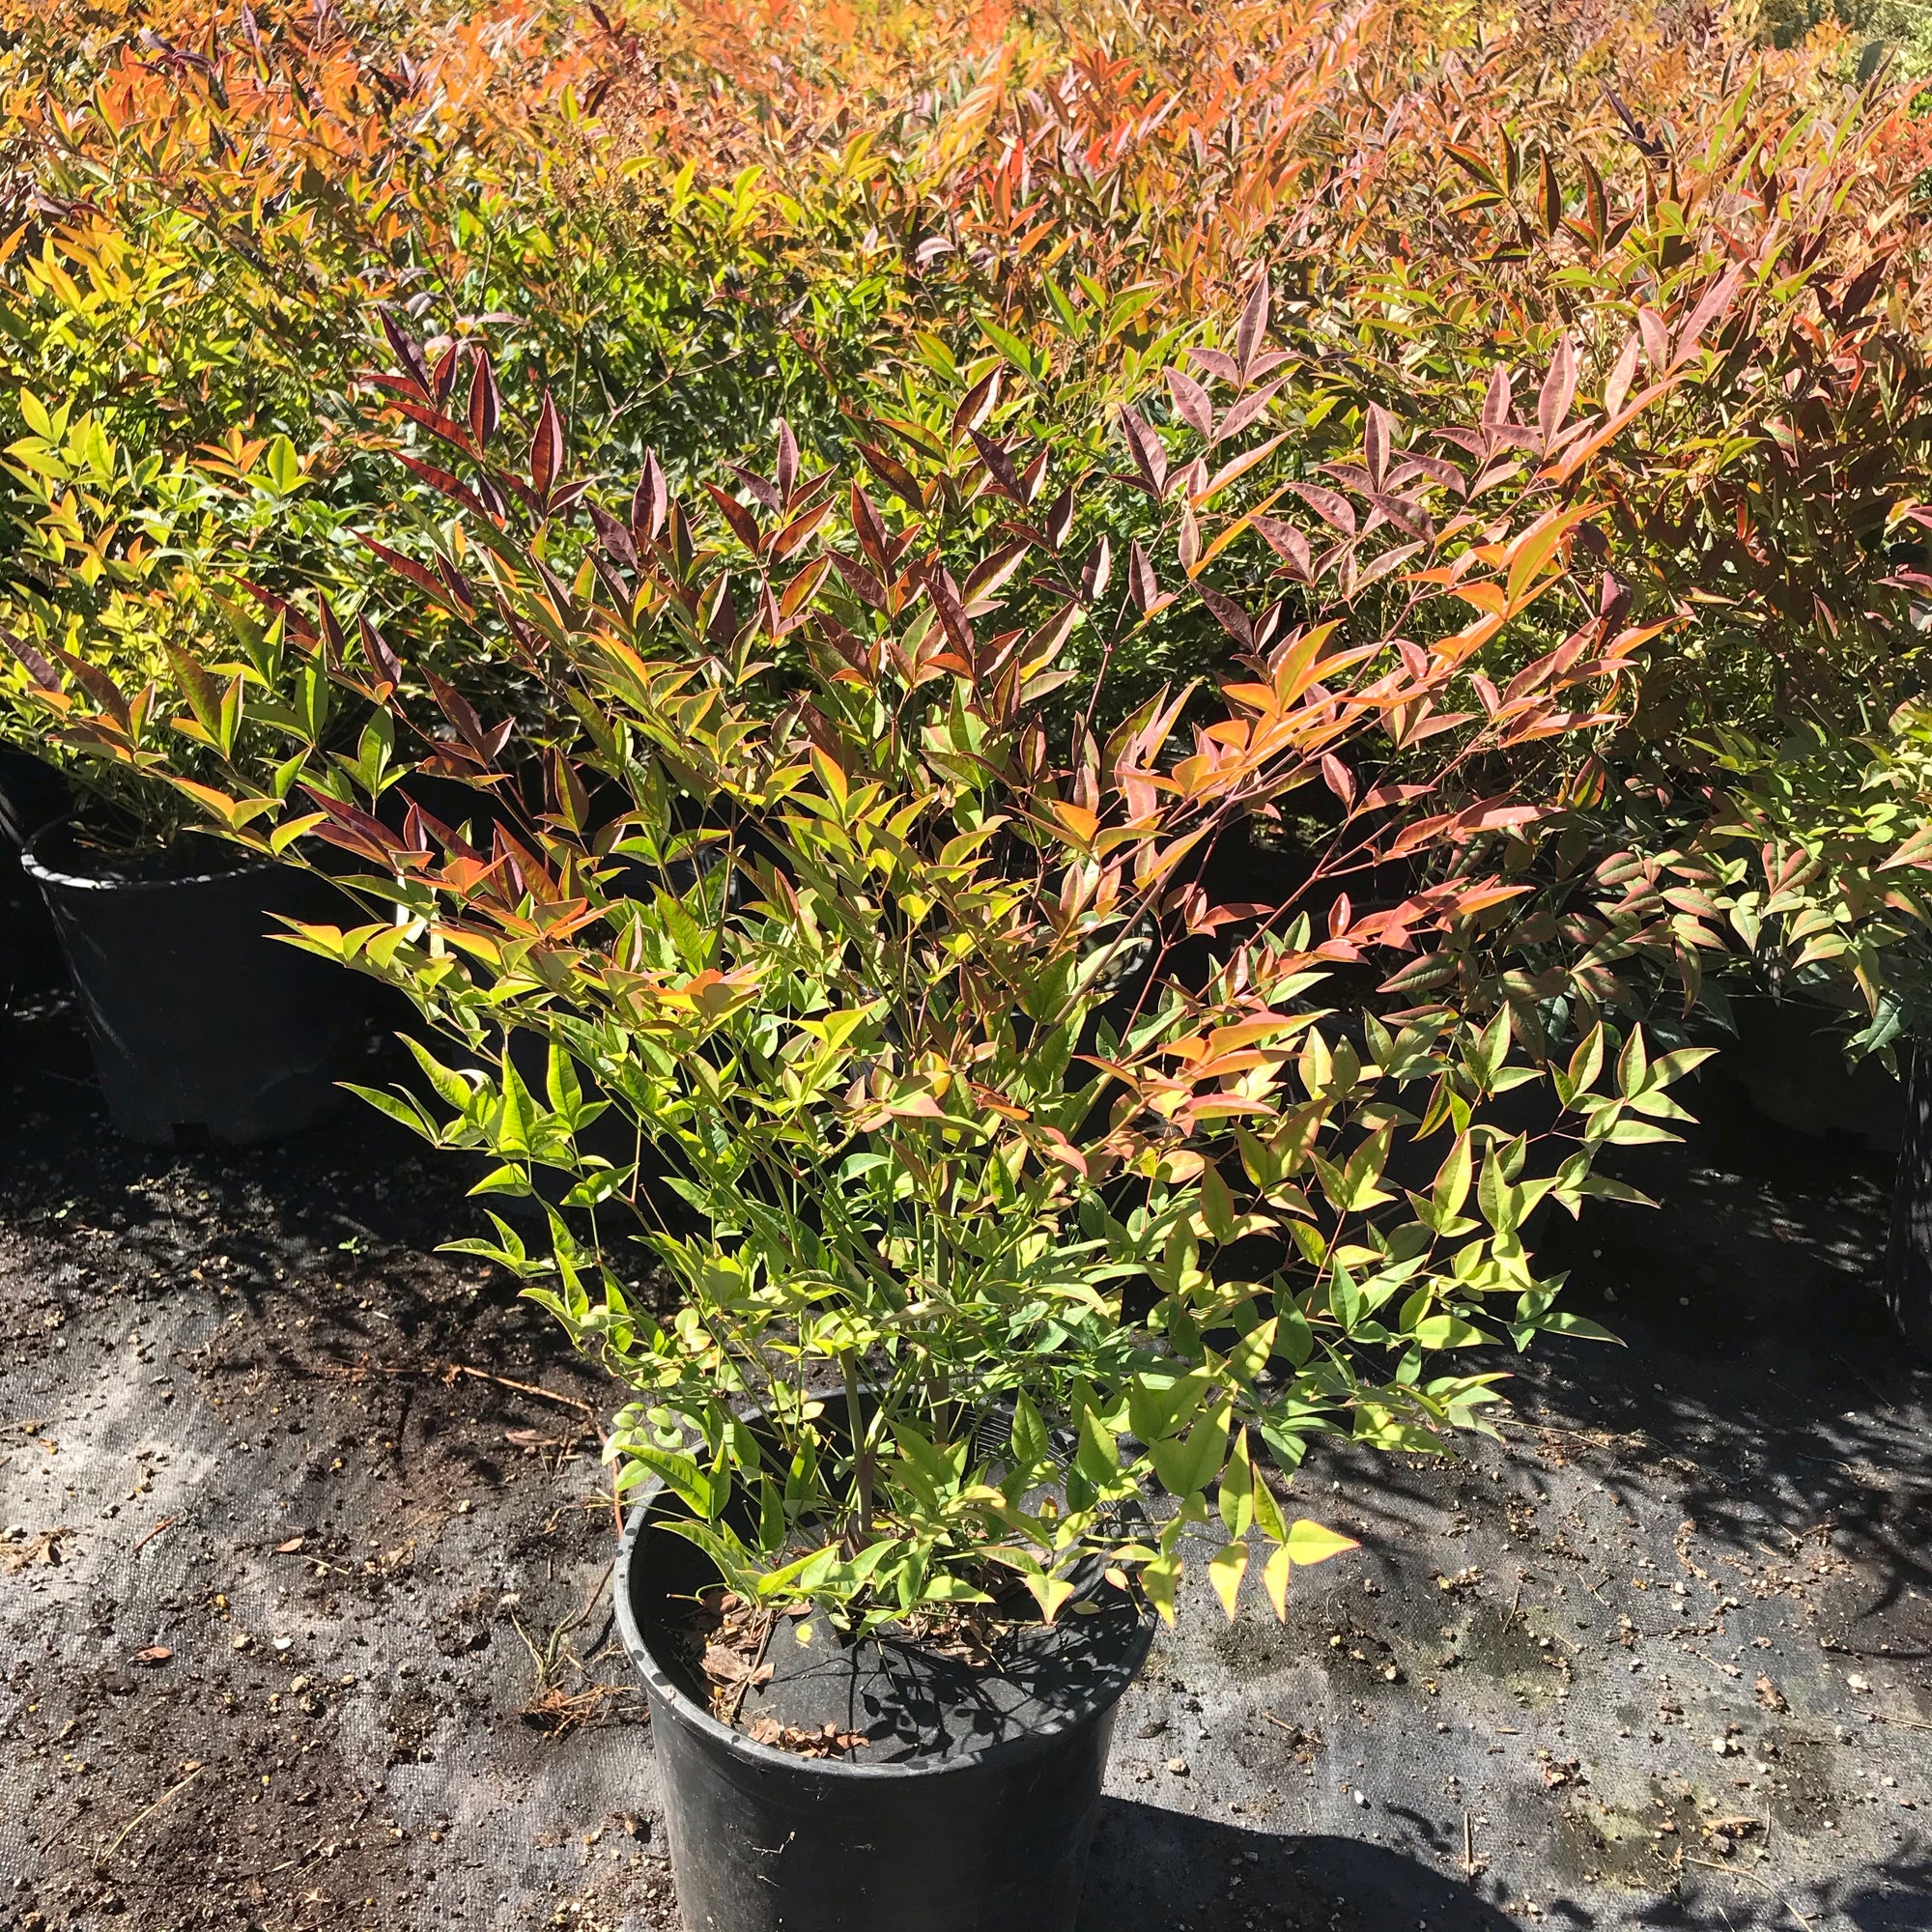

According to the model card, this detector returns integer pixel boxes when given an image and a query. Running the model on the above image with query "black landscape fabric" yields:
[1,991,1927,1931]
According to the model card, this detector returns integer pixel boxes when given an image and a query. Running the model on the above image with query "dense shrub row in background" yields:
[5,0,1932,1036]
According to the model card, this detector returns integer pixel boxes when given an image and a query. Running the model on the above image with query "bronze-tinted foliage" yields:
[30,290,1720,1622]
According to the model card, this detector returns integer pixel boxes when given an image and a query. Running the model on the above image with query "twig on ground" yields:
[1685,1855,1814,1932]
[440,1363,596,1413]
[130,1514,179,1556]
[1504,1573,1526,1627]
[319,1360,596,1414]
[105,1764,203,1861]
[1874,1709,1932,1732]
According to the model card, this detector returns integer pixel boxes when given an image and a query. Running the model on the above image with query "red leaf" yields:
[1364,404,1393,490]
[1670,265,1745,370]
[1080,534,1112,601]
[395,453,497,524]
[1214,378,1286,446]
[830,553,888,612]
[589,501,639,574]
[704,578,738,654]
[1283,480,1355,535]
[384,396,476,458]
[298,786,403,866]
[435,555,478,615]
[632,450,668,546]
[357,615,404,694]
[952,368,1001,442]
[1187,347,1241,384]
[1537,337,1577,452]
[315,598,345,671]
[726,464,781,513]
[1602,332,1640,419]
[924,567,976,655]
[855,441,923,509]
[528,389,566,503]
[1,627,61,691]
[1235,272,1271,380]
[1251,517,1312,580]
[1165,366,1215,439]
[1197,584,1253,646]
[775,418,799,502]
[849,484,890,570]
[968,429,1027,504]
[357,533,457,611]
[468,349,500,449]
[704,482,764,555]
[378,308,432,400]
[1118,406,1168,495]
[424,668,503,766]
[1043,483,1077,550]
[1833,255,1891,327]
[1638,305,1669,371]
[1359,491,1431,541]
[1482,365,1513,432]
[52,649,129,727]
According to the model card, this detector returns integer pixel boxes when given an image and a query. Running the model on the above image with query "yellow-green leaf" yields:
[1208,1541,1249,1618]
[1024,1573,1077,1623]
[1284,1519,1359,1567]
[1264,1544,1293,1619]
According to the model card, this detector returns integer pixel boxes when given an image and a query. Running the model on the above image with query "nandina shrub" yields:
[49,308,1710,1634]
[0,0,894,839]
[1221,10,1932,1052]
[17,0,1925,1037]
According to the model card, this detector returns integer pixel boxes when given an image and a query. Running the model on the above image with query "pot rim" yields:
[612,1480,1154,1783]
[21,825,274,894]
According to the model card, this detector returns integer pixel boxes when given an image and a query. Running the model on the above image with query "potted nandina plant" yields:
[70,322,1702,1927]
[0,404,384,1142]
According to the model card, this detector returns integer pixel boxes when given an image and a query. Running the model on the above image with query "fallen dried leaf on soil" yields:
[745,1717,866,1757]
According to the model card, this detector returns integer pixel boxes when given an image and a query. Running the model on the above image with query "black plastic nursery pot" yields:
[0,748,71,850]
[21,827,383,1145]
[0,750,71,995]
[1725,990,1905,1154]
[613,1492,1154,1932]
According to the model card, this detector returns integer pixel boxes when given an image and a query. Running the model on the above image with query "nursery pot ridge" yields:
[22,828,382,1145]
[613,1487,1153,1932]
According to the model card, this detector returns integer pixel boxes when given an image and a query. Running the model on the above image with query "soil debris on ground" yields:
[1,995,1927,1929]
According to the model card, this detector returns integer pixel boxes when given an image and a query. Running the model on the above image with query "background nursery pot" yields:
[612,1486,1154,1932]
[1723,991,1905,1154]
[21,827,382,1144]
[0,748,70,849]
[0,748,70,995]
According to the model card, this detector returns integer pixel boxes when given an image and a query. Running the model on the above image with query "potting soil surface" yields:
[0,990,1927,1932]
